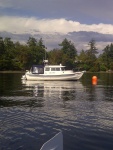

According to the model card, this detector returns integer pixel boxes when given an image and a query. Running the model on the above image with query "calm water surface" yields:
[0,73,113,150]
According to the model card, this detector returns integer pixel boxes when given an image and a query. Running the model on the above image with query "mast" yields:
[43,42,48,65]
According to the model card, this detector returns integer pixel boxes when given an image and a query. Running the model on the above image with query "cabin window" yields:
[51,68,55,71]
[45,67,50,71]
[32,66,44,74]
[38,68,44,74]
[33,67,38,73]
[61,67,65,71]
[56,68,60,71]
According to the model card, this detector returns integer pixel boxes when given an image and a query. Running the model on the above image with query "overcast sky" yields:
[0,0,113,35]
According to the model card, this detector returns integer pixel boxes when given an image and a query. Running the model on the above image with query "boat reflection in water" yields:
[22,80,85,103]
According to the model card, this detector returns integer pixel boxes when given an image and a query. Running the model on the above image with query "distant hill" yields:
[68,31,113,42]
[0,31,113,52]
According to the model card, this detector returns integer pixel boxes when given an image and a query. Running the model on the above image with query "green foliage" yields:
[98,43,113,71]
[89,62,100,72]
[0,37,5,55]
[77,39,99,71]
[27,37,37,47]
[59,38,77,69]
[83,64,90,71]
[59,38,77,59]
[0,37,46,70]
[88,39,98,55]
[48,49,63,65]
[110,62,113,70]
[0,35,113,72]
[100,64,107,71]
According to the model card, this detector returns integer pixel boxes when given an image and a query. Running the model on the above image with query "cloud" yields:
[0,0,113,24]
[0,16,113,35]
[0,0,113,54]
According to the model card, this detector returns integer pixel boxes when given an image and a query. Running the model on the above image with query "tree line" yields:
[0,36,113,72]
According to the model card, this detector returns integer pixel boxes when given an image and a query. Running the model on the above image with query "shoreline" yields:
[0,71,25,73]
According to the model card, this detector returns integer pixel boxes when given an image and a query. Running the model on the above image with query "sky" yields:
[0,0,113,35]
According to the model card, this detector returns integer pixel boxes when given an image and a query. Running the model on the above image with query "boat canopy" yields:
[31,65,44,74]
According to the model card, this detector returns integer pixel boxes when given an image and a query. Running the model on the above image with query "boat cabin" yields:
[30,65,65,74]
[45,65,65,72]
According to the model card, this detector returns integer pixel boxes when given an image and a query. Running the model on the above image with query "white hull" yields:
[22,71,84,81]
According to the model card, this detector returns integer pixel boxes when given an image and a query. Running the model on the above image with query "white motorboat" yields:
[22,60,85,81]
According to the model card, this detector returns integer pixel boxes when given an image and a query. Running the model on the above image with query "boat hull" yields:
[22,72,84,81]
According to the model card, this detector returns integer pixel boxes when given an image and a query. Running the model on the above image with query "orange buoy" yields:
[92,76,97,85]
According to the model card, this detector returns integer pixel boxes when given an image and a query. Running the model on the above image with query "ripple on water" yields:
[1,78,113,150]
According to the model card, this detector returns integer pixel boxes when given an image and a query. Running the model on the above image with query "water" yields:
[0,73,113,150]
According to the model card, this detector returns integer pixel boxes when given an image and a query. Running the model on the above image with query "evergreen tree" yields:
[86,39,98,71]
[59,38,77,69]
[27,37,37,47]
[0,37,5,55]
[59,38,77,59]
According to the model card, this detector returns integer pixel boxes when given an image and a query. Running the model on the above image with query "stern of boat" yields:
[21,70,29,80]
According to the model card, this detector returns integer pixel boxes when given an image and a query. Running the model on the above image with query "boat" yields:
[22,60,85,81]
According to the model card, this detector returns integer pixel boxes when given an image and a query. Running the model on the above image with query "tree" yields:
[77,50,87,62]
[77,50,90,71]
[59,38,77,69]
[0,37,5,55]
[1,35,113,72]
[15,45,31,69]
[99,43,113,70]
[48,49,63,65]
[102,45,110,69]
[4,37,15,58]
[27,37,38,65]
[0,37,16,70]
[4,37,14,48]
[38,38,45,48]
[88,39,98,55]
[85,39,98,71]
[59,38,77,59]
[86,39,98,62]
[27,37,37,47]
[27,37,46,66]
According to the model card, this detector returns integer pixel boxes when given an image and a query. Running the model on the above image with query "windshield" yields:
[61,67,65,71]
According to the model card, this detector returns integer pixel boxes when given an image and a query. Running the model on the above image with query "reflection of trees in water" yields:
[99,73,113,102]
[82,72,113,87]
[0,97,44,108]
[81,72,113,102]
[0,84,45,108]
[0,80,85,108]
[81,73,102,102]
[103,87,113,102]
[62,90,76,101]
[85,86,97,102]
[93,73,113,102]
[100,73,113,86]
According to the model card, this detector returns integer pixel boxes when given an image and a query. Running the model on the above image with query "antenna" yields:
[44,40,47,60]
[45,48,46,60]
[43,41,48,65]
